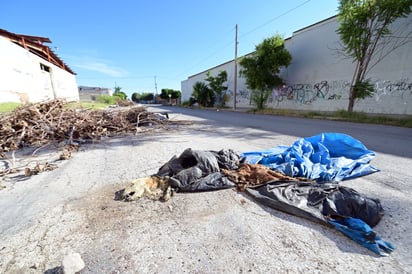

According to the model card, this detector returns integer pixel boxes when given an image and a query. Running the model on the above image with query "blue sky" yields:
[1,0,339,97]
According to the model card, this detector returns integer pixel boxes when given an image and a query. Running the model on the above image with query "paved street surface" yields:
[0,106,411,273]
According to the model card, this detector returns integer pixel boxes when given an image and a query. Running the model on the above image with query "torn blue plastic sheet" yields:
[241,133,379,182]
[328,217,395,256]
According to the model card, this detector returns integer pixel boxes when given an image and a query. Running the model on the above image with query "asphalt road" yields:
[158,106,412,158]
[1,105,411,273]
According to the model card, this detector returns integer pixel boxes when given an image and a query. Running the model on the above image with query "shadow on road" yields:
[155,106,412,158]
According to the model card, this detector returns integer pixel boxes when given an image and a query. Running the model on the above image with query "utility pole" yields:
[233,24,238,110]
[154,76,158,103]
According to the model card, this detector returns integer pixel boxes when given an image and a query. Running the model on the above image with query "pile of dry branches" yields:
[0,99,176,154]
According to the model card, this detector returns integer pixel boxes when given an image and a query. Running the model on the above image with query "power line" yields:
[174,26,236,79]
[174,40,234,79]
[239,0,312,39]
[176,1,313,79]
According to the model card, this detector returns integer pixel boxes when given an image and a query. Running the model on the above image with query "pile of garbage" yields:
[0,99,177,154]
[119,133,394,257]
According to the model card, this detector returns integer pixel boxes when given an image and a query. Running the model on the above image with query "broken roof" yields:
[0,28,75,75]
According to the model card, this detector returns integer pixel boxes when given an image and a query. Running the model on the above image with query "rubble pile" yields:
[0,99,176,154]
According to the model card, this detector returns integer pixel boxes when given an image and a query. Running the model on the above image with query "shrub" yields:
[97,95,118,105]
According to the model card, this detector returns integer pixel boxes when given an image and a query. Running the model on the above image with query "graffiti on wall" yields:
[374,78,412,101]
[227,89,251,103]
[228,80,347,105]
[269,80,347,105]
[228,78,412,107]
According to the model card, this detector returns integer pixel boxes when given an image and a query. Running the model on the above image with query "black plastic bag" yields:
[157,148,239,192]
[245,180,384,227]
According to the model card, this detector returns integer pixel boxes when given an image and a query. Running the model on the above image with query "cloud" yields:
[74,61,129,78]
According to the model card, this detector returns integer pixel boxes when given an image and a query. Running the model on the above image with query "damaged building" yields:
[0,28,79,104]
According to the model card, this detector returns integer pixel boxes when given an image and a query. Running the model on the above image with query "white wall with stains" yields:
[0,36,79,104]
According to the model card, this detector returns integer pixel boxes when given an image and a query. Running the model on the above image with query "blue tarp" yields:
[328,217,395,256]
[241,133,395,256]
[241,133,379,182]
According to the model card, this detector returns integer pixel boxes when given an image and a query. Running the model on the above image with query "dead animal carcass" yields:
[122,175,172,202]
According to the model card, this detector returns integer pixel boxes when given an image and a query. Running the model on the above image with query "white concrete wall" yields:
[0,36,79,103]
[181,15,412,115]
[180,60,248,107]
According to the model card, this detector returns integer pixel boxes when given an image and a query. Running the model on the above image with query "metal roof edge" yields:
[0,28,76,75]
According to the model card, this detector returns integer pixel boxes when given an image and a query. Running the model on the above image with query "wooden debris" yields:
[24,162,58,176]
[0,99,183,154]
[59,144,79,160]
[0,99,191,178]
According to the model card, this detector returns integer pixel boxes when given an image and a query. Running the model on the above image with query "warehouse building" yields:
[181,15,412,115]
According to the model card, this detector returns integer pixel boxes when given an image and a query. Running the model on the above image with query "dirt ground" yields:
[0,110,411,273]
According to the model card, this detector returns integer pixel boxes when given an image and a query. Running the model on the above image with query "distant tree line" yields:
[131,89,181,103]
[131,92,154,102]
[159,89,181,100]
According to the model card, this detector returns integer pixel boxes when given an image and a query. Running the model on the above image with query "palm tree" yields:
[192,82,214,107]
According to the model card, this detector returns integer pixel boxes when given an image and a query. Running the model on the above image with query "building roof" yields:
[292,15,337,36]
[0,28,75,75]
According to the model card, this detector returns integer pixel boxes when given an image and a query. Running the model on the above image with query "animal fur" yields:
[222,163,303,191]
[122,175,172,201]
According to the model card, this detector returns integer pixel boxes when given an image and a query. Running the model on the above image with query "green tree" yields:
[141,92,154,101]
[337,0,412,112]
[192,82,215,107]
[131,92,154,103]
[160,89,181,100]
[113,86,127,100]
[205,70,228,107]
[172,90,182,99]
[239,35,292,109]
[131,92,140,102]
